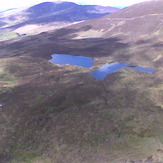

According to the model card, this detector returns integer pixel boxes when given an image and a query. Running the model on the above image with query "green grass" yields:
[0,34,162,162]
[0,59,20,87]
[0,32,18,39]
[11,150,42,163]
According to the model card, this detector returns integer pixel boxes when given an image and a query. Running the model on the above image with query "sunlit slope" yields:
[68,0,163,40]
[0,1,119,38]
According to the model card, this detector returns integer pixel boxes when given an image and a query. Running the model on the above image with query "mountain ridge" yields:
[63,0,163,43]
[0,1,120,38]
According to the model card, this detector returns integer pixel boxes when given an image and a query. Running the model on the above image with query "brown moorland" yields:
[0,0,163,162]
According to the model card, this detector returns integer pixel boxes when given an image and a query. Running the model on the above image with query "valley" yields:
[0,0,163,163]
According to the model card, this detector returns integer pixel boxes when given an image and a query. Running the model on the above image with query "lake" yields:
[90,62,128,80]
[49,54,155,80]
[127,66,155,74]
[91,63,155,80]
[49,54,94,68]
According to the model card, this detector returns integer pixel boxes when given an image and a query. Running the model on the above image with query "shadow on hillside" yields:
[152,42,163,48]
[0,26,130,61]
[135,39,152,45]
[26,27,129,59]
[32,31,130,60]
[0,20,7,28]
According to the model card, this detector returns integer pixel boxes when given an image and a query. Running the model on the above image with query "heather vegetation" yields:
[0,0,162,162]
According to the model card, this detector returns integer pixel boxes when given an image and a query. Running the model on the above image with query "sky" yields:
[0,0,150,11]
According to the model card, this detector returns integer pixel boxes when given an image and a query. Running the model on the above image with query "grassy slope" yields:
[0,13,163,163]
[0,32,18,40]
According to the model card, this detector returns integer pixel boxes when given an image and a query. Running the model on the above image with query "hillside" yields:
[68,0,163,39]
[0,0,163,163]
[0,1,119,40]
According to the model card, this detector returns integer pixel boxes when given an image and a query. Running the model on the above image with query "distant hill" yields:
[26,2,119,18]
[24,2,119,23]
[0,1,119,36]
[67,0,163,40]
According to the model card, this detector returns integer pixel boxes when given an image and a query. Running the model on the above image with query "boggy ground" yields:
[0,26,163,163]
[0,26,162,67]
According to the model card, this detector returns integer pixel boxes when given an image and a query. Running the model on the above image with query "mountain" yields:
[25,2,119,21]
[0,1,119,38]
[68,0,163,39]
[0,0,163,163]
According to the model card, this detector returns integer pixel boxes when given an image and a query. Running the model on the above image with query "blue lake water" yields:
[91,63,155,80]
[127,66,155,74]
[49,54,155,80]
[49,54,94,68]
[90,62,128,80]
